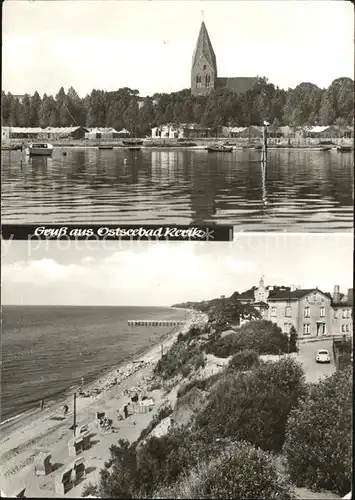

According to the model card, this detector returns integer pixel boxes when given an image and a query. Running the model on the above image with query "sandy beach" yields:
[0,310,203,498]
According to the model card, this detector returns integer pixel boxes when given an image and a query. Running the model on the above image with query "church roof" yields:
[192,22,217,73]
[216,77,257,94]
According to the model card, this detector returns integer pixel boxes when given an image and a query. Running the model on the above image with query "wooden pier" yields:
[128,320,186,327]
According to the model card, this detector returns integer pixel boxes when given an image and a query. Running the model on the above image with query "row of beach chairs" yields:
[32,423,92,496]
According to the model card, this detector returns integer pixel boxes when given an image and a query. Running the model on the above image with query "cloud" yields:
[1,244,255,305]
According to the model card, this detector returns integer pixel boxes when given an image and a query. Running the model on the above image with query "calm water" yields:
[1,147,353,230]
[1,305,187,422]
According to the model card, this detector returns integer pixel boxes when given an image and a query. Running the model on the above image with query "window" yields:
[304,307,310,318]
[285,306,292,317]
[342,309,346,319]
[205,75,211,87]
[284,323,289,334]
[271,307,277,317]
[320,307,325,318]
[341,324,346,333]
[334,309,338,319]
[196,75,202,88]
[346,309,351,319]
[203,64,207,70]
[303,324,310,335]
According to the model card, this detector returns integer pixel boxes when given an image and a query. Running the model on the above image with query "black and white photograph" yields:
[1,1,354,230]
[0,0,354,499]
[1,234,353,498]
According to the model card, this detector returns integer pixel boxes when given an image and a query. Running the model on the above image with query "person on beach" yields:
[62,404,69,416]
[40,399,44,410]
[123,404,128,419]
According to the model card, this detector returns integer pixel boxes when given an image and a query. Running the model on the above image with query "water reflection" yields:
[1,147,353,231]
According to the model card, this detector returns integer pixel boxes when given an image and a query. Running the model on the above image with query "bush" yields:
[81,482,99,497]
[206,320,289,358]
[289,326,298,353]
[283,367,352,495]
[195,357,307,452]
[154,338,202,380]
[98,439,138,498]
[227,349,260,372]
[156,441,295,499]
[177,379,209,399]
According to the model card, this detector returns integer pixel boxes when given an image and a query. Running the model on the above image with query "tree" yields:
[227,349,260,372]
[289,326,298,353]
[319,89,336,125]
[283,367,352,496]
[196,357,307,452]
[158,441,296,500]
[29,91,42,126]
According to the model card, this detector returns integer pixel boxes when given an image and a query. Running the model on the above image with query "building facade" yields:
[239,277,353,338]
[191,22,257,97]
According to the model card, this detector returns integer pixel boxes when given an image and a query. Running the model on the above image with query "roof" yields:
[192,21,217,73]
[44,126,88,134]
[10,127,43,133]
[87,127,118,133]
[216,77,257,94]
[238,285,333,302]
[303,126,332,133]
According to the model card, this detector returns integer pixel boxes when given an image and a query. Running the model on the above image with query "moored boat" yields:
[206,145,233,153]
[25,143,53,156]
[122,140,143,146]
[128,147,141,151]
[336,145,352,153]
[98,145,114,150]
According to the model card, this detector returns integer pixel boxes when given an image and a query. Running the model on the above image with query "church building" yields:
[191,22,257,97]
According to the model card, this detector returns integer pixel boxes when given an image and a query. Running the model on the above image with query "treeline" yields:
[2,76,353,136]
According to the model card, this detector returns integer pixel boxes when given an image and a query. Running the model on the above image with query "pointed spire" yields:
[192,21,217,73]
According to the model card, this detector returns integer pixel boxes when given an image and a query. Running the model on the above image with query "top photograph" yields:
[1,0,354,231]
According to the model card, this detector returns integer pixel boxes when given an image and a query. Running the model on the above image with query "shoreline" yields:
[0,316,188,437]
[0,308,199,492]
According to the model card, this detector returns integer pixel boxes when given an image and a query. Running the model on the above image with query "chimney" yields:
[333,285,340,303]
[290,285,296,292]
[348,289,353,304]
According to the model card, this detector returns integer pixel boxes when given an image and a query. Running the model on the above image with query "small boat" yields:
[98,145,113,150]
[122,140,143,146]
[1,144,22,151]
[25,143,53,156]
[336,145,352,153]
[128,147,141,151]
[206,145,233,153]
[321,146,332,152]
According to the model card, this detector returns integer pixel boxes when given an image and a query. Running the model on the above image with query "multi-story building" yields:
[238,277,353,338]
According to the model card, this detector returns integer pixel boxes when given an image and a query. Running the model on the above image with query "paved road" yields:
[296,339,336,383]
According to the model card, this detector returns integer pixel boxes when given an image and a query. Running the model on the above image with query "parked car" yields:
[315,349,331,363]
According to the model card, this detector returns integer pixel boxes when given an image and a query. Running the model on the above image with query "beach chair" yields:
[75,423,89,438]
[68,436,84,457]
[96,412,105,427]
[54,467,73,495]
[71,457,85,485]
[82,431,91,450]
[34,451,52,476]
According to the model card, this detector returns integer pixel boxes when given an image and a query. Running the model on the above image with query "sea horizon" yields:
[1,305,188,422]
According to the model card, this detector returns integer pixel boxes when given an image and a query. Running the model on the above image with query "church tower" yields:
[191,22,217,96]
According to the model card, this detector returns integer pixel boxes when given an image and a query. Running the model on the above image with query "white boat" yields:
[25,143,54,156]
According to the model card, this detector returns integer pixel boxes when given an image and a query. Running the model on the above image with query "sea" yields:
[1,305,188,423]
[1,147,353,231]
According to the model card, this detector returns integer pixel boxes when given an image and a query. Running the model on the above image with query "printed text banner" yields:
[1,225,234,241]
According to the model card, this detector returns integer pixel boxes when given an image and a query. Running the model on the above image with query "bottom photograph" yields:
[1,235,353,499]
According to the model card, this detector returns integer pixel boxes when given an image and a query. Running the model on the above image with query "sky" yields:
[1,234,353,306]
[2,0,354,97]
